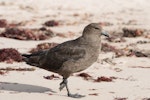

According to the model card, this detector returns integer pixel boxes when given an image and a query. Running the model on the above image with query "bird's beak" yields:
[101,30,110,38]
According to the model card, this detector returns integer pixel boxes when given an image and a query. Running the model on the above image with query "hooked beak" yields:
[101,30,110,38]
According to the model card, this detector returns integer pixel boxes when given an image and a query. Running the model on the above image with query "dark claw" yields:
[59,78,68,91]
[68,93,85,98]
[59,83,65,91]
[59,78,85,98]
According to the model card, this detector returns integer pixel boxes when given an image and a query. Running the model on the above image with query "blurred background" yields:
[0,0,150,100]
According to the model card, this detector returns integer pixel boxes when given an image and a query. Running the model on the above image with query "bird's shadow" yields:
[0,82,56,93]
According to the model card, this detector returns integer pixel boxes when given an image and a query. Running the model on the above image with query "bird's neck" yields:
[79,36,101,47]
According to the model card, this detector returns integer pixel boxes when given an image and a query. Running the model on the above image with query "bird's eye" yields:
[94,27,99,30]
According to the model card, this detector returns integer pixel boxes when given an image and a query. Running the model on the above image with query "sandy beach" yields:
[0,0,150,100]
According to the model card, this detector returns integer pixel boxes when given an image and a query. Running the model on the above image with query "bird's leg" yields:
[59,78,85,98]
[59,78,67,91]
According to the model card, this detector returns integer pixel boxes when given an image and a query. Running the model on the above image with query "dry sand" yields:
[0,0,150,100]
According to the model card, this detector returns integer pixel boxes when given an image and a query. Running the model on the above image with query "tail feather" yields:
[22,55,40,66]
[22,50,47,67]
[22,50,45,58]
[22,51,44,66]
[22,54,31,58]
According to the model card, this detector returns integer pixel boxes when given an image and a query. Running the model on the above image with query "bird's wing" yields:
[52,43,85,59]
[40,41,86,70]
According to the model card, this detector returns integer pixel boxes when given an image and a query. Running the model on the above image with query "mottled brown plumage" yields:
[22,23,109,98]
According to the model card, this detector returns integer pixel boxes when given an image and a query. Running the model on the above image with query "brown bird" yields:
[22,23,109,98]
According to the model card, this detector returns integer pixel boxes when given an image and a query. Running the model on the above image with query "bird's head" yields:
[82,23,109,38]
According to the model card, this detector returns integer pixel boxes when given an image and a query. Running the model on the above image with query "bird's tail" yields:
[22,54,32,58]
[22,51,45,66]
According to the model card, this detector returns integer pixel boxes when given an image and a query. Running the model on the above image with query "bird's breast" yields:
[86,47,99,62]
[74,47,99,72]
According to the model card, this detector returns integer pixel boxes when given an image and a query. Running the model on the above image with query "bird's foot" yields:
[59,79,67,91]
[59,83,65,91]
[59,78,85,98]
[68,93,85,98]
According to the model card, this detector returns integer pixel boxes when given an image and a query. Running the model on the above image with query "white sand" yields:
[0,0,150,100]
